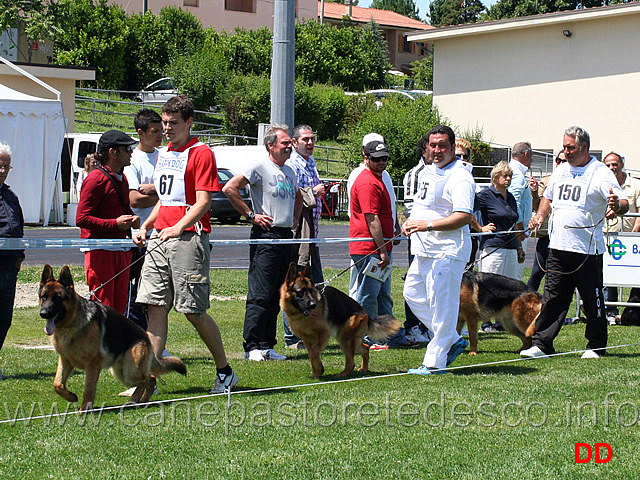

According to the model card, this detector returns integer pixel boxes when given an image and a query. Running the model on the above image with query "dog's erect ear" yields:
[40,264,54,286]
[286,262,298,284]
[302,263,311,278]
[58,266,75,290]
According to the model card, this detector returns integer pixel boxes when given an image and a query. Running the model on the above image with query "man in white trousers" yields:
[402,125,476,375]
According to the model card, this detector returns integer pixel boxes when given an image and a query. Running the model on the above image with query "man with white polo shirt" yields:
[403,125,475,375]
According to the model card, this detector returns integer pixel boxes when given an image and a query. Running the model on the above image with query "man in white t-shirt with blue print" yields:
[524,126,628,360]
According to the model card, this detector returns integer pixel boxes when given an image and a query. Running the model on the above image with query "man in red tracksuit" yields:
[76,130,139,314]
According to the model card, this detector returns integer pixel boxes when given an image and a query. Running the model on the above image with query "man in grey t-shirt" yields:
[223,124,302,362]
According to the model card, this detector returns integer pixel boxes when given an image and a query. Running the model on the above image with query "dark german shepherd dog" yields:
[39,265,186,410]
[458,271,541,355]
[280,263,400,378]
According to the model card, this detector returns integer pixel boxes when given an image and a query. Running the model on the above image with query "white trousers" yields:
[403,255,465,369]
[478,247,518,280]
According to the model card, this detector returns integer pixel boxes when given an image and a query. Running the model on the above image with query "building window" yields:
[183,0,198,6]
[398,34,414,54]
[225,0,255,13]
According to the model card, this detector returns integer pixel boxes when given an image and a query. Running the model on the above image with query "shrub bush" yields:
[220,74,271,139]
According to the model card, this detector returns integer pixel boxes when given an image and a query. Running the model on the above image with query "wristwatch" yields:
[427,221,433,232]
[247,211,255,221]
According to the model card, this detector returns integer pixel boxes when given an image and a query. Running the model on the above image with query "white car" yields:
[134,77,177,104]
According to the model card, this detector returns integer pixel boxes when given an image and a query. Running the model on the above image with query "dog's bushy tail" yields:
[367,315,401,342]
[152,355,187,377]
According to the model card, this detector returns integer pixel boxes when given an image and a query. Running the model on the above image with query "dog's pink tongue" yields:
[44,319,56,336]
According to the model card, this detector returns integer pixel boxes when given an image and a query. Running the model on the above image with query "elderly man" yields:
[224,124,302,362]
[602,151,640,323]
[76,130,140,314]
[403,125,475,375]
[282,124,326,349]
[523,126,628,359]
[509,141,537,280]
[0,143,24,380]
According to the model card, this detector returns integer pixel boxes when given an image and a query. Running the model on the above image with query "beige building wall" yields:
[111,0,317,30]
[0,64,95,132]
[428,11,640,169]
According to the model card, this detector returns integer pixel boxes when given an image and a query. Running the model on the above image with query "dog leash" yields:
[88,235,165,300]
[317,232,404,292]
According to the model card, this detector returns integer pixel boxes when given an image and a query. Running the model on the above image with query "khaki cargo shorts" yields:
[137,231,210,314]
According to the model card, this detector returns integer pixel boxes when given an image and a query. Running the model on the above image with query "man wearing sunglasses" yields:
[76,130,140,314]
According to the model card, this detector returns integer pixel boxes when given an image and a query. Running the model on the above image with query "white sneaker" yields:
[263,348,287,361]
[607,313,617,326]
[581,349,601,359]
[406,325,432,343]
[461,327,469,336]
[520,346,549,358]
[211,369,239,394]
[246,349,265,361]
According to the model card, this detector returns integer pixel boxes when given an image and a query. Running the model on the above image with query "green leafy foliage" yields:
[370,0,422,20]
[123,12,167,92]
[484,0,624,20]
[342,95,443,180]
[166,48,229,111]
[410,56,433,90]
[428,0,486,26]
[53,0,129,90]
[207,27,273,77]
[220,74,272,139]
[294,83,352,141]
[157,5,205,59]
[294,20,390,92]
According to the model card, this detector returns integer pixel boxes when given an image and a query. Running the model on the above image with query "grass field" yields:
[1,267,639,479]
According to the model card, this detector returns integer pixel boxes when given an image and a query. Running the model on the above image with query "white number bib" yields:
[415,166,448,211]
[553,161,597,210]
[154,142,202,206]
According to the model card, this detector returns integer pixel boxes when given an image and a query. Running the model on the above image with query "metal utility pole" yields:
[270,0,295,129]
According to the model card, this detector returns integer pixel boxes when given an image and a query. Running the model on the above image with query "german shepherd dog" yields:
[39,265,186,410]
[280,263,401,378]
[457,271,541,355]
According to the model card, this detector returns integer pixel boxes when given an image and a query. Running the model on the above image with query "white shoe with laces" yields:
[406,325,432,343]
[246,349,265,361]
[520,346,549,358]
[581,349,600,359]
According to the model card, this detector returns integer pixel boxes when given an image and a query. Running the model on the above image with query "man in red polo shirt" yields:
[76,130,139,314]
[134,95,237,394]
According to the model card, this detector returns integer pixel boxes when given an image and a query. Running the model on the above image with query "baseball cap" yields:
[363,139,389,159]
[362,133,384,147]
[98,130,137,152]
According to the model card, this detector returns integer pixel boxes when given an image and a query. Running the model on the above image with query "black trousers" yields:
[527,236,550,292]
[533,249,607,355]
[244,226,293,352]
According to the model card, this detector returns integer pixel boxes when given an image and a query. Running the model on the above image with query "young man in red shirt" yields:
[134,95,237,394]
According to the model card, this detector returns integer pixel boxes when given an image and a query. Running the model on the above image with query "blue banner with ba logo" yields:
[604,233,640,287]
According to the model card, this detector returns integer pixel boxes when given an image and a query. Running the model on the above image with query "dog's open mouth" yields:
[42,313,60,336]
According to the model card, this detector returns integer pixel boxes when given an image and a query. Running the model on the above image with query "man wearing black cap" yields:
[348,133,400,334]
[76,130,140,314]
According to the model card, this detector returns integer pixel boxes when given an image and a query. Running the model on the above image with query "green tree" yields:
[53,0,129,89]
[0,0,61,41]
[157,6,205,60]
[208,27,273,77]
[124,12,167,91]
[370,0,421,20]
[429,0,486,26]
[410,55,433,90]
[484,0,624,20]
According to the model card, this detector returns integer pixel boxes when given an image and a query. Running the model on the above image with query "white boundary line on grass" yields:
[2,342,638,425]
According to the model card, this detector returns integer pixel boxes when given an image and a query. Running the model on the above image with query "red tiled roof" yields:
[319,2,433,31]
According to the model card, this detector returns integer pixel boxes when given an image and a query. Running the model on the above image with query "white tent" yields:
[0,83,65,225]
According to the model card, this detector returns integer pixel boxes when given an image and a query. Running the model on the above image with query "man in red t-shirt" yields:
[134,95,237,394]
[76,130,139,314]
[348,134,398,327]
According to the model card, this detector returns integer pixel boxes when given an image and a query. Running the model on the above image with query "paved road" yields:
[22,224,537,270]
[23,223,411,270]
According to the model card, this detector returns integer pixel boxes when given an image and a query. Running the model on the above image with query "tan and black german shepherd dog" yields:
[280,262,401,378]
[457,271,541,355]
[39,265,186,411]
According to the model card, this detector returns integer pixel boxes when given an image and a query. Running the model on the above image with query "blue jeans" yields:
[349,252,394,319]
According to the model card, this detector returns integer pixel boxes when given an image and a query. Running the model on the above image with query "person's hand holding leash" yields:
[606,187,621,219]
